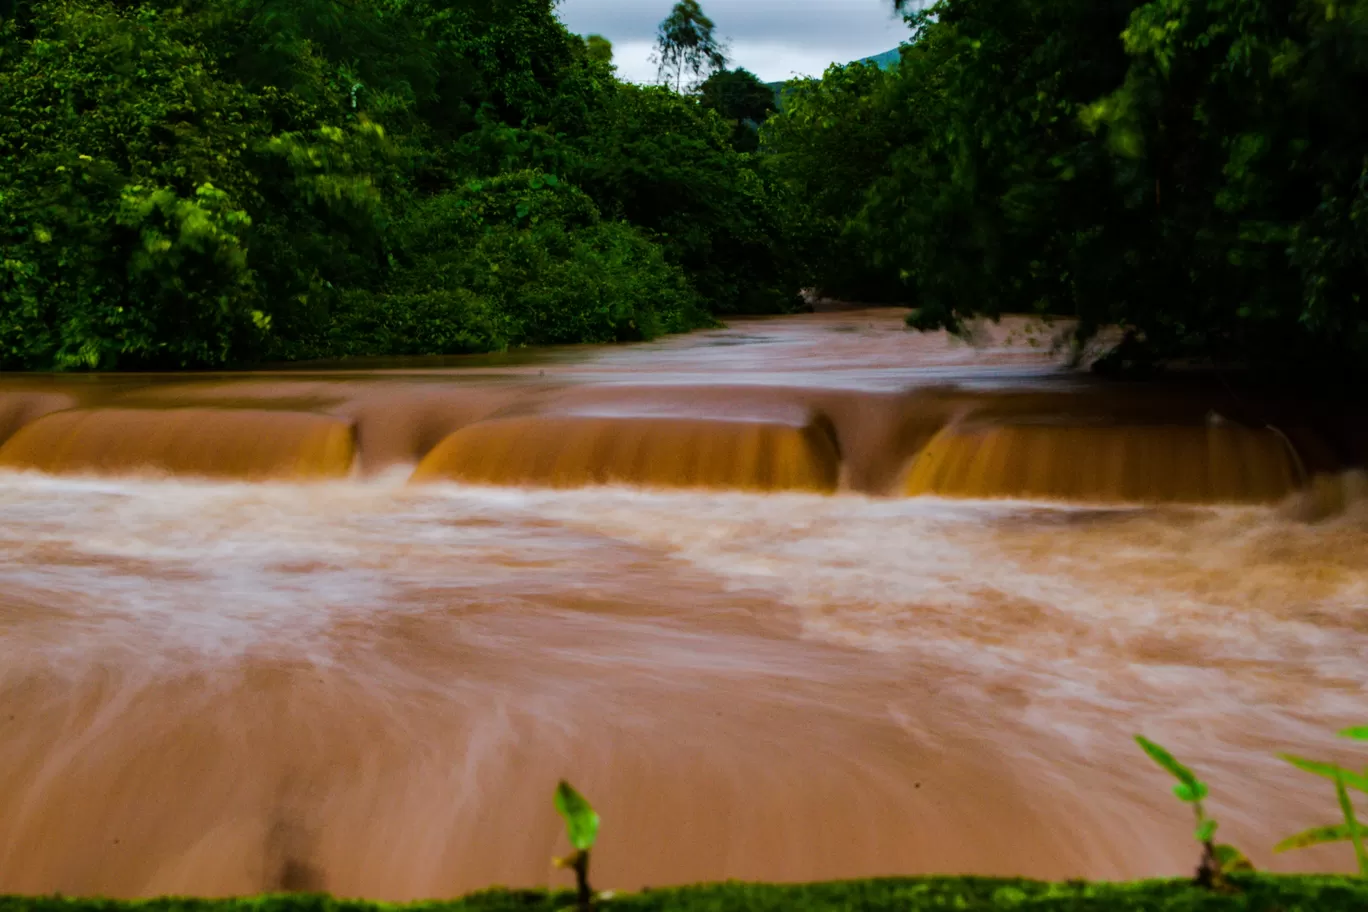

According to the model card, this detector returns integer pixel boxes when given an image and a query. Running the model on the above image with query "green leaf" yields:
[1136,735,1198,786]
[1280,754,1368,793]
[1274,823,1368,852]
[1334,772,1368,876]
[1338,727,1368,741]
[554,780,600,852]
[1174,781,1209,803]
[545,174,560,187]
[1196,819,1217,842]
[1214,844,1254,872]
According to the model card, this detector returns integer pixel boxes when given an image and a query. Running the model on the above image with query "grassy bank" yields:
[5,876,1368,912]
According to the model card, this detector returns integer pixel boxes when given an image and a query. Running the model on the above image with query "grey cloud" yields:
[555,0,909,55]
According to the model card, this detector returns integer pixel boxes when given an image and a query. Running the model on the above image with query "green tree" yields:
[0,0,276,368]
[761,61,909,300]
[699,67,776,151]
[1,0,802,369]
[653,0,728,93]
[700,68,775,124]
[860,0,1140,339]
[567,83,800,314]
[584,33,613,66]
[759,0,1368,375]
[866,0,1368,376]
[1079,0,1368,375]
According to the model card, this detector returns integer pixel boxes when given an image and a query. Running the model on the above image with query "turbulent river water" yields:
[1,310,1366,899]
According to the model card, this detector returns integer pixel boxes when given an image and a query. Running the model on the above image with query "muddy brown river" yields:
[0,310,1366,898]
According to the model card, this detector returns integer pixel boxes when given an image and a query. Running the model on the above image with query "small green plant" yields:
[553,780,600,912]
[1135,735,1252,888]
[1276,726,1368,875]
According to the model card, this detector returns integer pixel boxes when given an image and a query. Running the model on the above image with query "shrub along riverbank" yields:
[762,0,1368,380]
[0,0,797,370]
[6,0,1368,377]
[4,877,1368,912]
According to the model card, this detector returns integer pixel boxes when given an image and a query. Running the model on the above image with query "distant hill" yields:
[764,46,903,107]
[855,47,902,69]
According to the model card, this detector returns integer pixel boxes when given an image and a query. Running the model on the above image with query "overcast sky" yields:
[554,0,911,84]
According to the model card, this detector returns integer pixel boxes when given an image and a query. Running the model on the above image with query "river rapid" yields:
[0,311,1365,898]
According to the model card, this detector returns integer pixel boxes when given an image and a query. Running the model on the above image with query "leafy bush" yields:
[566,83,802,316]
[468,219,706,345]
[0,0,270,368]
[275,288,500,361]
[0,0,790,370]
[272,171,708,360]
[384,171,708,347]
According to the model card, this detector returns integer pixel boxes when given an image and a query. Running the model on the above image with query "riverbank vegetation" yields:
[4,0,1368,375]
[0,0,796,369]
[765,0,1368,379]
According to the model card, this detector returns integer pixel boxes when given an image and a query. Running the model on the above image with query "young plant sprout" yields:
[1276,726,1368,876]
[553,780,601,912]
[1135,735,1252,888]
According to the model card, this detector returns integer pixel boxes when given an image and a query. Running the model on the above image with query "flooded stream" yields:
[1,311,1366,898]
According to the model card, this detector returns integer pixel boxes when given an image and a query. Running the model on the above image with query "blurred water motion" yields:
[1,311,1365,898]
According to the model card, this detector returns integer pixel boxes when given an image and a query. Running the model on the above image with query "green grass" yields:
[5,876,1368,912]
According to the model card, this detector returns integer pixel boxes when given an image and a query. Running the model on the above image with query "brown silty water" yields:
[2,310,1368,899]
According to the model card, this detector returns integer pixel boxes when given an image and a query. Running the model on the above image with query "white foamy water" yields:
[2,472,1366,898]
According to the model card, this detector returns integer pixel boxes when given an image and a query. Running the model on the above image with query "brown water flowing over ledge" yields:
[3,310,1368,900]
[1,311,1364,503]
[0,409,356,481]
[904,423,1302,505]
[410,415,842,493]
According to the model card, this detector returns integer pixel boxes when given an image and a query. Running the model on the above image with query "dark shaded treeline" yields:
[4,0,1368,377]
[766,0,1368,380]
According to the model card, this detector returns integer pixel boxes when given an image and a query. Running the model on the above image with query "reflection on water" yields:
[0,312,1366,898]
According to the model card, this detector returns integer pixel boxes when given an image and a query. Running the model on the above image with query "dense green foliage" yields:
[4,877,1368,911]
[583,34,612,66]
[762,61,909,302]
[12,0,1366,373]
[699,68,775,152]
[0,0,797,369]
[559,82,797,315]
[763,0,1368,375]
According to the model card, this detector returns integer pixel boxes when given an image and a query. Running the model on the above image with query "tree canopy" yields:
[0,0,799,369]
[761,0,1368,378]
[6,0,1368,378]
[584,34,613,66]
[653,0,728,93]
[699,68,776,151]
